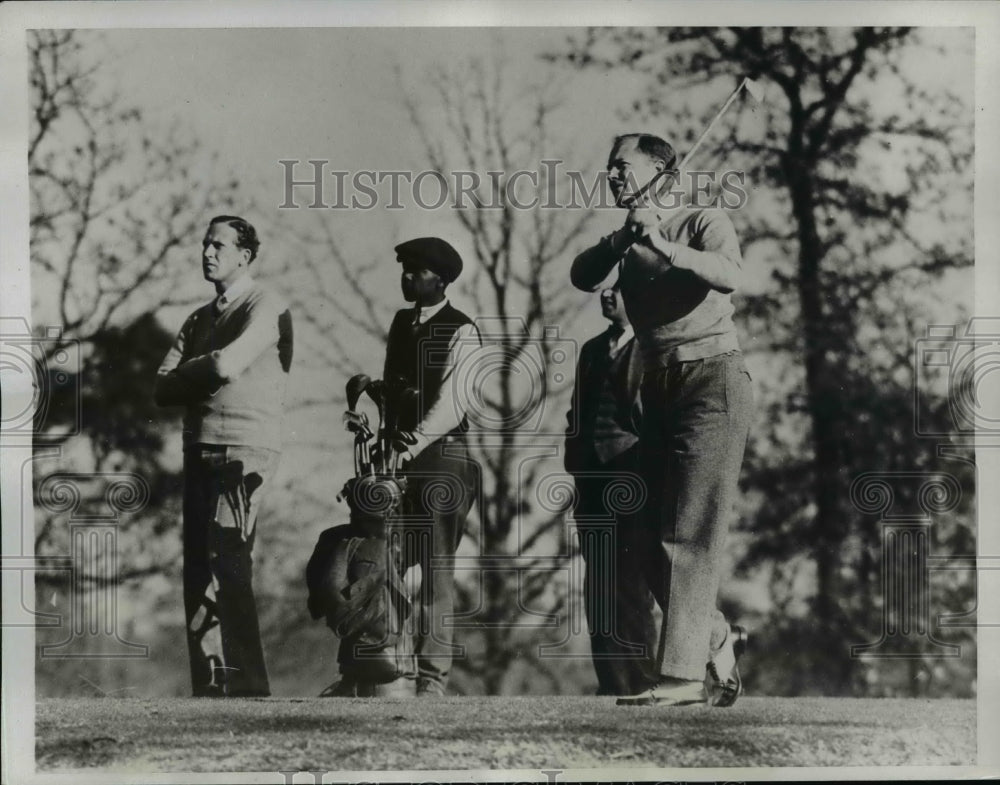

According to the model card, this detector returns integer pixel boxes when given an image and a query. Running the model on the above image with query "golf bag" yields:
[305,375,417,688]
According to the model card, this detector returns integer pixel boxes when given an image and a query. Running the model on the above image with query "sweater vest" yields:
[383,303,473,435]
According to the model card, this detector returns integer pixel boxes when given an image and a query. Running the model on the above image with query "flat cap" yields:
[394,237,463,283]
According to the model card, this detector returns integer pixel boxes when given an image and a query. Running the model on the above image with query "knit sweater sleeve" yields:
[154,311,216,406]
[655,208,742,293]
[209,290,284,382]
[571,228,634,291]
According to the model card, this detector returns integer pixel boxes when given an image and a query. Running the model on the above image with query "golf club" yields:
[345,374,374,475]
[381,375,407,477]
[627,76,764,208]
[391,387,420,478]
[366,380,387,473]
[346,373,372,411]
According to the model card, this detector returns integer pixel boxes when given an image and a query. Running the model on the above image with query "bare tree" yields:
[559,27,976,696]
[28,29,245,596]
[29,30,241,368]
[399,53,598,693]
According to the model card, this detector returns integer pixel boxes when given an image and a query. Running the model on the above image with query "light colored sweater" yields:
[155,278,292,449]
[572,207,743,368]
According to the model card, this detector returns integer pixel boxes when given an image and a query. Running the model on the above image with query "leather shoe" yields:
[319,678,375,697]
[319,679,358,697]
[615,677,707,707]
[416,679,447,697]
[373,678,416,698]
[706,624,747,707]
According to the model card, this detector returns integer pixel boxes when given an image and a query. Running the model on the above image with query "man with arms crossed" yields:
[572,134,751,707]
[156,215,292,697]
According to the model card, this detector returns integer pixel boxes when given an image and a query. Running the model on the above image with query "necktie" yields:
[411,306,422,333]
[608,326,624,355]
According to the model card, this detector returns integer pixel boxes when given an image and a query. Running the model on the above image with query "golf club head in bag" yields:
[364,380,387,473]
[346,373,372,411]
[337,374,415,536]
[344,374,375,475]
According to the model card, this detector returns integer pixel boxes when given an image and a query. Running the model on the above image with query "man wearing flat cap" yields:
[381,236,480,696]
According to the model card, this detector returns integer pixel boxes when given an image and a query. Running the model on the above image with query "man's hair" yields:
[610,133,677,170]
[209,215,260,262]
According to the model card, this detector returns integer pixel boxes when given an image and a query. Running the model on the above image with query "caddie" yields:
[378,237,481,697]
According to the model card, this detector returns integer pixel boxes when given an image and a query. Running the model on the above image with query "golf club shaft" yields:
[632,77,751,207]
[361,430,371,473]
[676,77,749,176]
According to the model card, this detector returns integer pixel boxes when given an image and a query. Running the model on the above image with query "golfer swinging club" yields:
[571,133,752,707]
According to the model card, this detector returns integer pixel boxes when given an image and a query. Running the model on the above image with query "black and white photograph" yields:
[1,2,998,782]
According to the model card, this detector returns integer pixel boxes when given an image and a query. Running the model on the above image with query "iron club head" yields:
[743,76,765,104]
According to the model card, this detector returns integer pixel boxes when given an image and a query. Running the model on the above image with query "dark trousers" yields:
[183,444,278,696]
[573,446,657,695]
[398,438,478,689]
[639,351,753,681]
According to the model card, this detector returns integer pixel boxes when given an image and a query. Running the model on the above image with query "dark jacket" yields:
[564,327,643,475]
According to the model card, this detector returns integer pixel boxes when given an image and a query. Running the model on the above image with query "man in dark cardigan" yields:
[565,285,656,696]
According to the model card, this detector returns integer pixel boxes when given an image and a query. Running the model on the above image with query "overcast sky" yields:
[99,27,641,248]
[90,26,973,289]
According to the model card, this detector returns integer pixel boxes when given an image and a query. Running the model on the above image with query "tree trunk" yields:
[785,148,854,694]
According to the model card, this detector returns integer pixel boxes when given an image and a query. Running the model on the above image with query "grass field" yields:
[33,696,976,774]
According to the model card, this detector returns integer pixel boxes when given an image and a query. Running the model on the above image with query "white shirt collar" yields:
[415,298,449,324]
[216,274,254,311]
[609,322,634,354]
[609,322,633,341]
